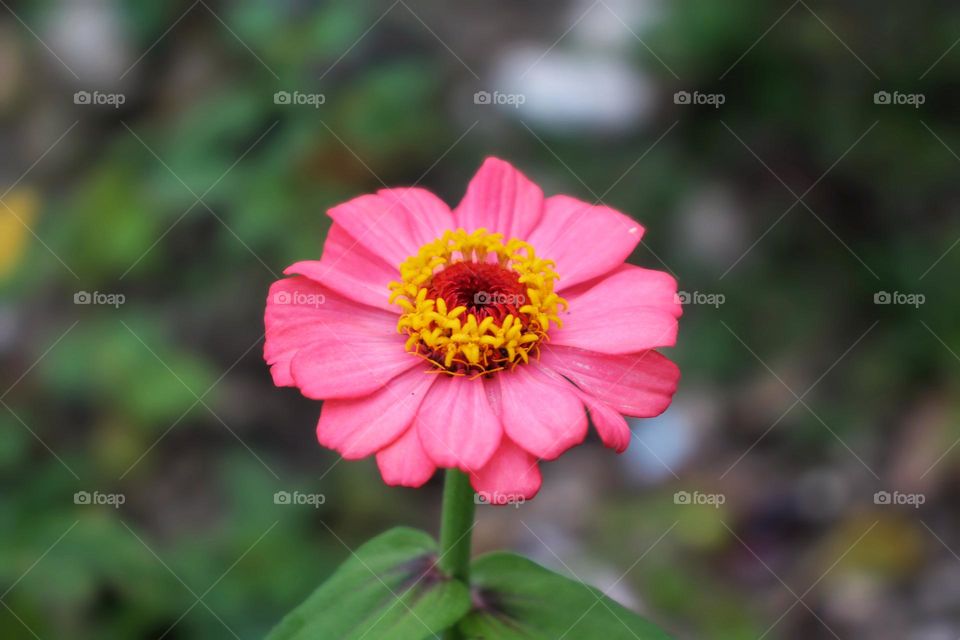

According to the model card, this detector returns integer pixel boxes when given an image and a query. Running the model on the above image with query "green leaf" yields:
[459,552,674,640]
[266,527,470,640]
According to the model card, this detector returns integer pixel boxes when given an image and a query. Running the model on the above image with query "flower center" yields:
[388,228,567,376]
[428,261,527,323]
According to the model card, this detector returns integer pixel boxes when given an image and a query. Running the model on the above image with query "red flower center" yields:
[428,261,528,323]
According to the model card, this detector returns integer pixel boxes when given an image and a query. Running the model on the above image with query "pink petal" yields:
[264,276,401,388]
[376,424,437,487]
[289,328,416,400]
[454,157,544,239]
[469,438,542,502]
[537,364,632,452]
[551,265,682,353]
[316,366,437,459]
[328,187,455,266]
[416,376,502,472]
[376,188,456,248]
[284,224,397,311]
[527,195,643,291]
[577,388,632,453]
[498,365,587,460]
[540,345,680,418]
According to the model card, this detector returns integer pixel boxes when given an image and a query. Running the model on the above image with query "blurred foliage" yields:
[2,0,960,639]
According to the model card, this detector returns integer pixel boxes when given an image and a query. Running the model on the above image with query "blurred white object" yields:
[46,0,132,83]
[623,402,695,483]
[623,389,720,483]
[909,623,959,640]
[823,572,889,628]
[569,0,664,52]
[483,0,666,134]
[490,46,656,134]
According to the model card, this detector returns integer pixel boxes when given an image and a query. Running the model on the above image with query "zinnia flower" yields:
[264,158,680,500]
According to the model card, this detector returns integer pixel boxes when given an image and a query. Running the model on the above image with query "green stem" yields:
[439,469,476,640]
[438,468,476,583]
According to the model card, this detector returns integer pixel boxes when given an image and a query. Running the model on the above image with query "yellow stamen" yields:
[388,228,566,375]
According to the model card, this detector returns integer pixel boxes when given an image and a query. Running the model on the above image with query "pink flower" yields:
[264,158,681,500]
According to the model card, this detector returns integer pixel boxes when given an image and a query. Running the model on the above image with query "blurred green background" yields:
[2,1,959,638]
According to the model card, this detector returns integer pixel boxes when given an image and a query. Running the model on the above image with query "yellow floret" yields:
[388,228,567,376]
